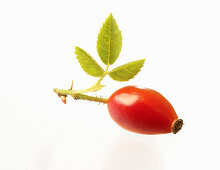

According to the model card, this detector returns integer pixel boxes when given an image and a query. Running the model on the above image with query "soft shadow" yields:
[100,133,164,170]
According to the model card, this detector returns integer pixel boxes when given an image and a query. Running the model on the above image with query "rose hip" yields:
[107,86,183,134]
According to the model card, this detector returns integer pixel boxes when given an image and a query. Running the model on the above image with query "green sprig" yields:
[54,13,145,103]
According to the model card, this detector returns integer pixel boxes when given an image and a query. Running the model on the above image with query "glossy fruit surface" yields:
[107,86,182,134]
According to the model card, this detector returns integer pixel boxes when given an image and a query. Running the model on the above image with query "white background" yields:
[0,0,220,170]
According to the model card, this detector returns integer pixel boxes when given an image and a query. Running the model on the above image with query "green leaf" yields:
[75,47,104,77]
[97,13,122,65]
[108,59,145,81]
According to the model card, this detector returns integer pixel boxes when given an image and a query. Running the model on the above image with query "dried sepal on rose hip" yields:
[53,13,183,135]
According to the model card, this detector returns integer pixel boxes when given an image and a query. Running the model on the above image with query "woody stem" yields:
[53,88,108,104]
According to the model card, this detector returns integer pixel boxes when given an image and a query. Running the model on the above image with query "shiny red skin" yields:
[107,86,178,134]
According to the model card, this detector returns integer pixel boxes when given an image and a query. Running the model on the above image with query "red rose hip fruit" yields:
[107,86,183,134]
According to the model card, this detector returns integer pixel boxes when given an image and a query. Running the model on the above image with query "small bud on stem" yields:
[60,95,67,104]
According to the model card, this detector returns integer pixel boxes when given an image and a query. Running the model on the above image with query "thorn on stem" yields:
[70,80,73,90]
